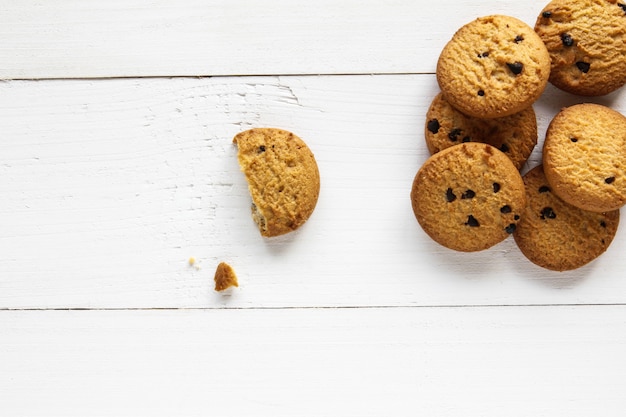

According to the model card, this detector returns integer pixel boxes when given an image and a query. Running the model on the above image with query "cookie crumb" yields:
[188,257,201,270]
[214,262,239,292]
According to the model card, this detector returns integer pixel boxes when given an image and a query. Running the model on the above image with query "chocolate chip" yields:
[600,220,607,228]
[542,11,552,18]
[500,205,512,214]
[258,145,266,153]
[462,136,471,143]
[619,3,626,13]
[478,52,490,58]
[576,61,591,73]
[570,137,578,143]
[465,215,480,227]
[448,128,462,142]
[446,188,457,202]
[538,185,551,193]
[461,189,476,199]
[427,119,440,134]
[505,223,516,234]
[514,35,524,43]
[493,182,501,193]
[499,143,510,153]
[507,62,524,75]
[561,33,574,47]
[605,176,616,184]
[514,215,520,221]
[540,207,556,220]
[477,89,485,96]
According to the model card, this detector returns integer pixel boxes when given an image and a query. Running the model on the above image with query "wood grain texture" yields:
[2,2,626,415]
[1,307,625,416]
[2,75,626,309]
[0,0,549,79]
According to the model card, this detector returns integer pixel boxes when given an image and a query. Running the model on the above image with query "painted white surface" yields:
[0,0,548,79]
[2,307,626,417]
[2,76,626,309]
[2,0,626,415]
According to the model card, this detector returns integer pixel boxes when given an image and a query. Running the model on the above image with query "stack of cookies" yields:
[412,1,626,271]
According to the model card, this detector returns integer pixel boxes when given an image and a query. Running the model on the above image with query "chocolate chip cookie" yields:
[535,0,626,96]
[410,142,526,252]
[425,92,537,170]
[542,103,626,212]
[514,165,619,271]
[437,15,551,118]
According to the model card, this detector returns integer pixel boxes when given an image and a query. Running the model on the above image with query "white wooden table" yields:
[2,1,626,415]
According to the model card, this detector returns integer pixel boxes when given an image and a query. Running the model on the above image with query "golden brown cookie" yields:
[410,143,526,252]
[233,128,320,237]
[542,103,626,212]
[535,0,626,96]
[424,92,538,170]
[514,165,619,271]
[214,262,239,291]
[436,15,551,118]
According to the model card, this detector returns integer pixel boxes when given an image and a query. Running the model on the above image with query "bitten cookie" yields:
[535,0,626,96]
[436,15,551,118]
[425,92,538,170]
[233,128,320,237]
[410,143,526,252]
[542,103,626,212]
[514,165,619,271]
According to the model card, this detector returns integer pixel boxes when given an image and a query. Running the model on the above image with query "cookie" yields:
[514,165,619,271]
[542,103,626,212]
[233,128,320,237]
[535,0,626,96]
[436,15,551,118]
[425,92,538,170]
[410,142,526,252]
[214,262,239,291]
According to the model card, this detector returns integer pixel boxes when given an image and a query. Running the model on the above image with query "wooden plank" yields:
[1,306,625,416]
[0,0,549,79]
[1,75,626,309]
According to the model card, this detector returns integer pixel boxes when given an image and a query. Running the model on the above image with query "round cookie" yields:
[410,142,526,252]
[542,103,626,212]
[535,0,626,96]
[514,165,619,271]
[436,15,551,119]
[233,128,320,237]
[424,92,538,170]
